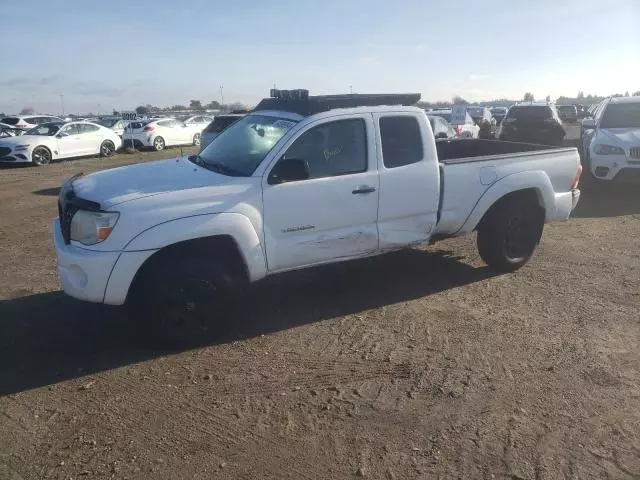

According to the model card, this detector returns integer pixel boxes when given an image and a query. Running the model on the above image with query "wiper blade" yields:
[206,161,245,176]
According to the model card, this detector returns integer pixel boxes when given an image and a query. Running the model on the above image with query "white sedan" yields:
[124,118,204,151]
[583,96,640,181]
[0,121,122,166]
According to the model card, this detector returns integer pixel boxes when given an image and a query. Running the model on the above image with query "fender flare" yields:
[458,170,554,234]
[123,212,267,282]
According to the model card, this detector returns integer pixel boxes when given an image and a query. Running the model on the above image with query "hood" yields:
[71,156,246,209]
[598,128,640,145]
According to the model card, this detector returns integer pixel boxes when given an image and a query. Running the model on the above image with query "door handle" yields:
[352,185,376,195]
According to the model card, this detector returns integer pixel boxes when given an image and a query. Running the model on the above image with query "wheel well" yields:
[476,188,545,231]
[127,235,249,302]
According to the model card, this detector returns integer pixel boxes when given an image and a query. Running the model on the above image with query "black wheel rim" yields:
[158,277,221,335]
[503,214,529,260]
[33,148,50,164]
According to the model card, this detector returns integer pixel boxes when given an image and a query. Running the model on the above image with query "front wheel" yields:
[31,146,52,166]
[127,253,238,348]
[192,133,201,146]
[153,136,165,151]
[477,194,544,272]
[100,140,116,157]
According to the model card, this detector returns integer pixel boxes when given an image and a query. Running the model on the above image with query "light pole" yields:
[219,85,224,106]
[349,85,353,94]
[60,94,65,116]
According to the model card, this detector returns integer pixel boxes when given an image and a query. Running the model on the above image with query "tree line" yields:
[133,100,247,116]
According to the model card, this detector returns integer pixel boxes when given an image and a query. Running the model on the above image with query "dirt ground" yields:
[1,131,639,480]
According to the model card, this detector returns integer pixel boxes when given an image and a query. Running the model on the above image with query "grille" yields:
[58,200,76,244]
[630,147,640,159]
[0,147,11,157]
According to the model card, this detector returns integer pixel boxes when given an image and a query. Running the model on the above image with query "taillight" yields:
[571,163,582,189]
[143,126,154,132]
[16,124,27,129]
[455,126,463,135]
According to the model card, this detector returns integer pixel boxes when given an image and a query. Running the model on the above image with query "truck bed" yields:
[434,140,581,236]
[436,139,566,163]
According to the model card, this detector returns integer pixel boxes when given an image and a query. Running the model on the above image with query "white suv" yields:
[1,115,63,132]
[582,96,640,182]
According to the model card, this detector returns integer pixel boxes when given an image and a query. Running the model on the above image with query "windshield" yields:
[24,122,61,136]
[1,117,20,125]
[197,114,298,176]
[491,108,507,114]
[599,103,640,128]
[95,118,119,127]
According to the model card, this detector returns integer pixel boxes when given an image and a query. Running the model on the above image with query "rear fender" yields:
[123,212,267,282]
[458,170,553,233]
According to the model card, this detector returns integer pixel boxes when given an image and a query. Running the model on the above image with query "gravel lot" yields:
[1,130,639,479]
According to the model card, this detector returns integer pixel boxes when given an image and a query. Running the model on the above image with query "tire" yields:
[192,133,201,146]
[152,136,165,151]
[31,146,52,166]
[477,193,544,273]
[100,140,115,157]
[127,250,240,349]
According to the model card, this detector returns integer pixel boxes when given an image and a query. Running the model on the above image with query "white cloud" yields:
[357,56,381,67]
[469,73,490,81]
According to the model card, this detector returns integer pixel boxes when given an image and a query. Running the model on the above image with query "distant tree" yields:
[112,109,120,115]
[135,105,149,115]
[545,95,551,102]
[624,91,630,97]
[189,100,203,110]
[577,91,584,99]
[452,96,469,105]
[227,102,247,112]
[586,94,593,99]
[523,92,534,102]
[143,104,161,113]
[166,105,187,111]
[19,107,35,115]
[634,91,640,97]
[205,100,221,110]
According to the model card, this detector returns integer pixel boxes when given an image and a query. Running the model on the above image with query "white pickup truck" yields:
[53,91,582,344]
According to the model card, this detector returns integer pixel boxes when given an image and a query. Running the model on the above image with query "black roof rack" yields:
[254,92,421,116]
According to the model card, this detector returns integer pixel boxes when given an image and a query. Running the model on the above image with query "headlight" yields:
[70,210,119,245]
[14,144,30,150]
[594,144,625,155]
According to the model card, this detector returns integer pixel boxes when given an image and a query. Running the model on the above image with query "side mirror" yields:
[268,158,309,184]
[581,118,596,129]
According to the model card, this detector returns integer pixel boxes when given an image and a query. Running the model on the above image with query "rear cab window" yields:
[379,116,424,168]
[506,106,553,121]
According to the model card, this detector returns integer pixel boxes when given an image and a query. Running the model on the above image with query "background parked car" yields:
[0,115,63,133]
[0,121,121,165]
[490,106,508,124]
[581,96,640,182]
[200,114,245,150]
[499,103,565,146]
[95,117,126,137]
[427,114,456,139]
[124,118,203,151]
[557,105,578,123]
[429,109,480,138]
[466,107,496,139]
[176,115,213,133]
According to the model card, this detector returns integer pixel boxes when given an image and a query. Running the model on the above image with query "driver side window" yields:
[61,124,80,136]
[282,119,367,181]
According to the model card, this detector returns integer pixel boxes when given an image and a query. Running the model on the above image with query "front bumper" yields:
[53,219,120,303]
[590,153,640,181]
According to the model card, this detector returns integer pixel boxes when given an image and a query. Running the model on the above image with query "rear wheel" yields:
[192,133,201,146]
[127,251,240,348]
[153,136,165,151]
[31,146,51,166]
[477,193,544,272]
[100,140,116,157]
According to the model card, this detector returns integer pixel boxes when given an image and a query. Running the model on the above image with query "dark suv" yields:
[499,104,565,146]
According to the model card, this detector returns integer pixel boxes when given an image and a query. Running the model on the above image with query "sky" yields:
[0,0,639,114]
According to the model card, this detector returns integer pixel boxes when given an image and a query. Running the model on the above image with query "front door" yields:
[56,124,82,158]
[262,116,379,272]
